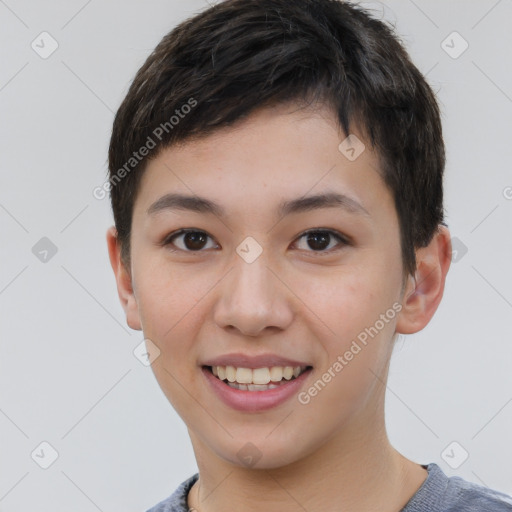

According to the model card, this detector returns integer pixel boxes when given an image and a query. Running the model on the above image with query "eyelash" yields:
[161,228,351,256]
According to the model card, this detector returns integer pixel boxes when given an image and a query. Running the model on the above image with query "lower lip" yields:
[201,366,313,412]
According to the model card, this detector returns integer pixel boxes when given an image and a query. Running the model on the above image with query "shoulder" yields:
[403,463,512,512]
[444,471,512,511]
[145,473,199,512]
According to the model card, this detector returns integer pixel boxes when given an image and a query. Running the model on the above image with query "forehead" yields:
[134,103,394,224]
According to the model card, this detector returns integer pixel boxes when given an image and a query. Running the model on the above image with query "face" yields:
[124,103,410,468]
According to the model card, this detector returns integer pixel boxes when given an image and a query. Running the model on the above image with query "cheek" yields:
[133,265,209,415]
[299,273,397,417]
[133,260,209,348]
[298,265,391,331]
[296,263,399,373]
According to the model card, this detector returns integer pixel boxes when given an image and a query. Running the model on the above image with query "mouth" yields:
[203,364,313,391]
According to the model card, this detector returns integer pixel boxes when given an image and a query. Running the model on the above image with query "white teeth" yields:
[252,367,270,384]
[227,382,282,391]
[283,366,294,380]
[247,383,276,391]
[269,366,283,382]
[230,382,248,391]
[226,365,236,382]
[236,367,253,384]
[210,365,308,386]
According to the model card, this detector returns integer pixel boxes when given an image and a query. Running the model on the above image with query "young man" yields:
[106,1,512,511]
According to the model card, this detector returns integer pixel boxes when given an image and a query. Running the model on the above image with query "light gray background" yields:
[1,0,511,510]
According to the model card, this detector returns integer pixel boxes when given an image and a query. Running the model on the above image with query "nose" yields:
[213,253,294,337]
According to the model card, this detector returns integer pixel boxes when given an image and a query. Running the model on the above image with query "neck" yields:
[187,405,427,512]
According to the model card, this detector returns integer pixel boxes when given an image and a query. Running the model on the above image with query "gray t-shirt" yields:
[146,462,512,512]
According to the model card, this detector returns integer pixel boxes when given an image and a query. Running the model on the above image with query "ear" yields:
[395,225,452,335]
[106,226,142,331]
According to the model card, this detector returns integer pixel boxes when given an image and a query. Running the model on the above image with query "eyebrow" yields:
[147,191,370,218]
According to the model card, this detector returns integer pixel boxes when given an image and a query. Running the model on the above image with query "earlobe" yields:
[106,226,142,331]
[395,225,452,335]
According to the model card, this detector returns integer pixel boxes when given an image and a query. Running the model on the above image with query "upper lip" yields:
[202,353,312,369]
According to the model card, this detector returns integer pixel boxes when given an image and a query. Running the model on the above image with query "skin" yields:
[107,102,452,512]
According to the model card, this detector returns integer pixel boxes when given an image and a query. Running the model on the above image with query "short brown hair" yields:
[108,0,446,277]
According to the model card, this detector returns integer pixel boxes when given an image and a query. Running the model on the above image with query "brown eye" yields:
[164,230,217,252]
[294,229,348,253]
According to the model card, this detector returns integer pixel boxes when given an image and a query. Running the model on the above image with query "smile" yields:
[206,365,311,391]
